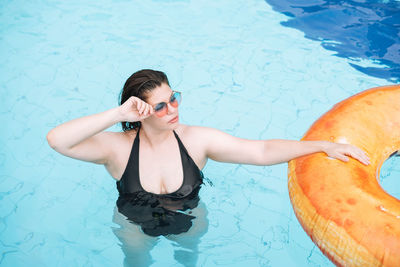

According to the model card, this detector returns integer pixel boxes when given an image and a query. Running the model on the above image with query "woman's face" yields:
[142,83,180,131]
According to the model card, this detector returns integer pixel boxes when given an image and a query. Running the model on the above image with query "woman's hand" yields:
[323,142,370,165]
[117,96,154,122]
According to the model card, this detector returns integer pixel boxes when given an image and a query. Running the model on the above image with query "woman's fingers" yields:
[143,104,150,115]
[137,103,153,118]
[136,99,143,112]
[118,96,155,122]
[328,143,370,165]
[336,153,349,162]
[139,103,145,114]
[345,146,370,165]
[353,147,370,165]
[134,99,148,115]
[360,153,370,165]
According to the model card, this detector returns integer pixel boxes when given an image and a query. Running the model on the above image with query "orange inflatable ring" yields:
[288,85,400,266]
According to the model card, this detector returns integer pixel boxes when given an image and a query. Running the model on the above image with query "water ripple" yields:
[265,0,400,82]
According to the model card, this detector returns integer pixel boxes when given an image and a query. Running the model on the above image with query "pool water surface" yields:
[0,0,398,266]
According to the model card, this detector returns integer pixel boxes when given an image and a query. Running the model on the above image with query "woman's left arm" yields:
[195,126,370,166]
[259,138,370,165]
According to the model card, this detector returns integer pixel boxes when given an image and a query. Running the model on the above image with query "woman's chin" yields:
[170,122,179,130]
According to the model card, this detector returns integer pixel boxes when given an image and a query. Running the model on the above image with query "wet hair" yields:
[119,69,170,132]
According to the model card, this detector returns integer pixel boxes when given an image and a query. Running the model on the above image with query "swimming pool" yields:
[0,0,398,266]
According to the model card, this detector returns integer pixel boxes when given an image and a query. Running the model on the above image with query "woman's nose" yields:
[166,102,177,114]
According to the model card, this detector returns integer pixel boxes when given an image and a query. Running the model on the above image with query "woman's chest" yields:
[138,142,184,194]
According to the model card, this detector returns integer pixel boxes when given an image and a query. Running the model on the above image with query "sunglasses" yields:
[151,91,182,117]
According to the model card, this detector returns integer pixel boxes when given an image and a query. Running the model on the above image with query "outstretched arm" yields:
[196,127,370,166]
[259,138,370,165]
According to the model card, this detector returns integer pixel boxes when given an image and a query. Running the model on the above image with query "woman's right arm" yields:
[46,96,154,165]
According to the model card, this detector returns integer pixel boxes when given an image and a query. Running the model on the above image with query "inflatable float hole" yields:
[380,150,400,200]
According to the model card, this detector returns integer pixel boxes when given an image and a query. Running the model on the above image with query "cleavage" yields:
[138,136,184,194]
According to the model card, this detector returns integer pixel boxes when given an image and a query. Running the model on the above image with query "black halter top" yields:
[115,126,204,236]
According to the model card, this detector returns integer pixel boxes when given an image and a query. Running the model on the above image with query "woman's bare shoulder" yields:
[175,124,220,146]
[175,124,211,136]
[174,124,212,168]
[104,129,137,140]
[100,130,137,156]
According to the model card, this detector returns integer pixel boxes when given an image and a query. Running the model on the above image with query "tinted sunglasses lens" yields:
[154,102,166,112]
[171,92,181,107]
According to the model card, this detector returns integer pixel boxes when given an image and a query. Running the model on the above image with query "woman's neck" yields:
[139,124,175,148]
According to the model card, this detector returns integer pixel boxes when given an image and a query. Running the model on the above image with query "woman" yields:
[46,69,370,266]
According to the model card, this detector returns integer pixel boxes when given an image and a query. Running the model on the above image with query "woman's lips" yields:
[168,115,179,123]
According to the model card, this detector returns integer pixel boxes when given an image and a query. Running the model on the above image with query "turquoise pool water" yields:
[0,0,398,266]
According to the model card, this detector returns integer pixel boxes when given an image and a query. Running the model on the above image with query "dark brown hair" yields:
[119,69,170,132]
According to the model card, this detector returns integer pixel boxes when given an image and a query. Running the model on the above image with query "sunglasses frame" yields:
[150,91,182,116]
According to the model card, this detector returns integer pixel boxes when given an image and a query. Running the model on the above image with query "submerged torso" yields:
[115,126,205,236]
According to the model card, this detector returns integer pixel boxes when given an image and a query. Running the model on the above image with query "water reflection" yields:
[111,201,209,267]
[265,0,400,82]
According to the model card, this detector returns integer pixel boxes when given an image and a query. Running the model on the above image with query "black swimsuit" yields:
[116,126,204,236]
